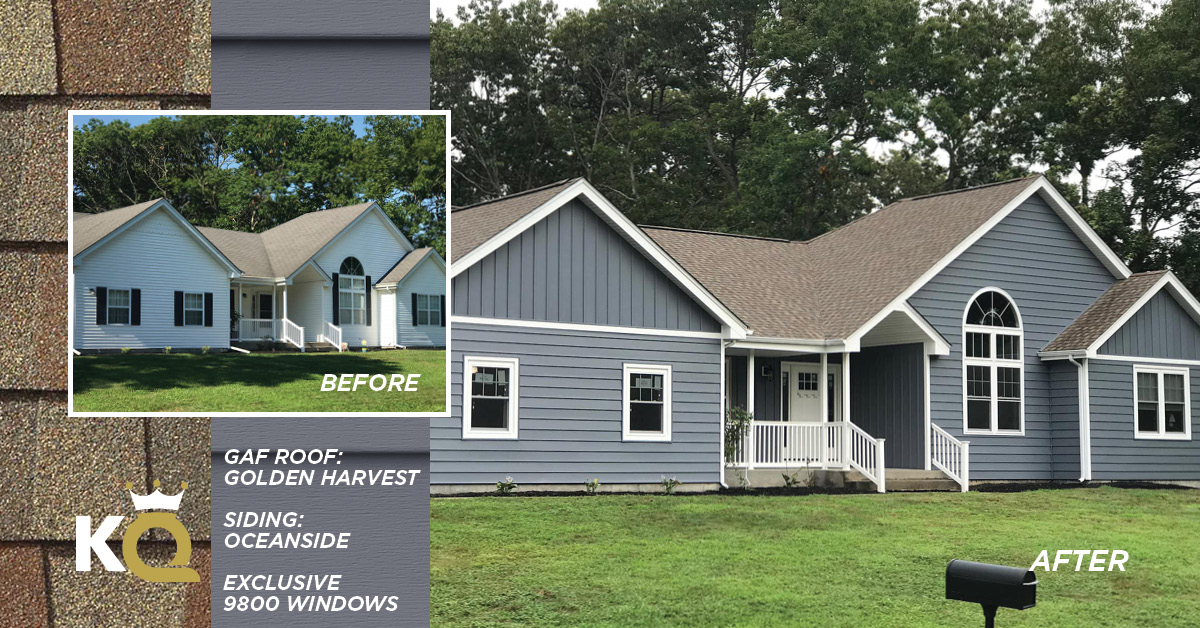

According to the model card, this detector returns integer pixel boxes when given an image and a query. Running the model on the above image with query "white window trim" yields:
[338,275,366,326]
[622,363,672,442]
[416,293,441,326]
[104,287,132,326]
[462,355,519,440]
[961,287,1026,436]
[183,291,204,326]
[1133,365,1192,441]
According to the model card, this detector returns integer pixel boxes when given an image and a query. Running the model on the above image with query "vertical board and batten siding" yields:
[211,0,429,109]
[432,323,723,485]
[908,194,1119,480]
[452,199,720,333]
[1099,291,1200,359]
[849,344,926,469]
[74,209,231,349]
[313,210,412,347]
[1088,360,1200,480]
[1048,360,1081,481]
[395,258,447,347]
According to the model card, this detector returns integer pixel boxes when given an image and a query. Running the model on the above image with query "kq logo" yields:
[75,480,200,582]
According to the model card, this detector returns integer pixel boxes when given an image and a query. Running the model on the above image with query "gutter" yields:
[1067,356,1092,482]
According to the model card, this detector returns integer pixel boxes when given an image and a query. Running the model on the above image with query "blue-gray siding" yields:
[850,344,926,469]
[452,199,720,332]
[1088,360,1200,480]
[431,322,723,485]
[909,194,1119,480]
[1048,360,1080,481]
[1100,291,1200,360]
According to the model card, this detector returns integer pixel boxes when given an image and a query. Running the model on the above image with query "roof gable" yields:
[73,199,240,274]
[377,247,443,286]
[451,179,580,263]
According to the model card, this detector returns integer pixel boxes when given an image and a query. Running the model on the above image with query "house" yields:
[72,199,446,352]
[433,176,1200,493]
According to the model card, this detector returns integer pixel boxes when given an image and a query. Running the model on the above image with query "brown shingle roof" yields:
[259,202,375,278]
[378,247,436,285]
[72,199,162,255]
[450,178,579,263]
[196,226,275,277]
[1043,271,1168,352]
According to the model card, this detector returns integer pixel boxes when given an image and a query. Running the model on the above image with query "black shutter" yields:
[331,273,339,325]
[131,289,141,326]
[95,287,108,325]
[204,292,214,327]
[411,293,418,326]
[174,291,184,326]
[440,295,446,327]
[364,276,372,326]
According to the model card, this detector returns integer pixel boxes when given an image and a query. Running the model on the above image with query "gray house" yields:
[433,176,1200,493]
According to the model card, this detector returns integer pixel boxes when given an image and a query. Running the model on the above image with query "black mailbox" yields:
[946,560,1037,627]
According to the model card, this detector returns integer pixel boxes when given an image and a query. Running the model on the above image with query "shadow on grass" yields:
[73,352,432,394]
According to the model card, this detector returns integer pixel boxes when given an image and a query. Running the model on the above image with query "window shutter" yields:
[204,292,214,327]
[174,291,184,326]
[96,287,108,325]
[131,289,141,326]
[440,295,446,327]
[411,293,418,326]
[331,273,339,325]
[365,276,372,326]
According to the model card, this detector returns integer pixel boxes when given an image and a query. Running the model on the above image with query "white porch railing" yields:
[281,318,305,352]
[730,421,846,469]
[931,423,970,492]
[238,318,277,340]
[321,321,344,352]
[847,423,886,493]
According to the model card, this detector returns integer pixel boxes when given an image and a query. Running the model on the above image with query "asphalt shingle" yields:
[1044,271,1168,352]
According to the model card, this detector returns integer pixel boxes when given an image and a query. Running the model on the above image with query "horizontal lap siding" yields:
[1089,360,1200,480]
[1100,291,1200,360]
[431,323,723,485]
[1049,360,1080,480]
[396,259,446,347]
[451,199,719,332]
[909,195,1118,480]
[74,209,230,349]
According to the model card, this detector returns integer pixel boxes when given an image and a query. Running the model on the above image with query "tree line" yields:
[72,115,447,255]
[433,0,1200,290]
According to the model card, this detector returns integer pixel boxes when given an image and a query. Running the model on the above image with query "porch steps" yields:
[849,469,961,492]
[303,341,339,352]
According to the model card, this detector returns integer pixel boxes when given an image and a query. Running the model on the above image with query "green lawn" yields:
[72,350,446,412]
[432,487,1200,627]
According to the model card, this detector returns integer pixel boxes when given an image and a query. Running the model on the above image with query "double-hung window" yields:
[339,257,366,325]
[963,289,1023,434]
[1134,366,1191,440]
[623,364,672,442]
[463,356,519,439]
[107,288,131,325]
[416,294,440,326]
[183,292,204,326]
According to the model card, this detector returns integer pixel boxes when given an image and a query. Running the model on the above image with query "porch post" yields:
[820,351,828,467]
[283,285,288,321]
[747,349,756,470]
[842,351,851,469]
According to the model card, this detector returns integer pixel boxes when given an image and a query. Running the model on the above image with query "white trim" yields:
[376,249,447,288]
[845,177,1131,345]
[622,363,673,442]
[746,351,755,417]
[847,302,951,356]
[1069,356,1092,481]
[1132,365,1192,441]
[924,351,932,471]
[182,291,205,327]
[75,199,242,274]
[1093,354,1200,367]
[1087,272,1200,354]
[719,340,727,488]
[449,179,749,338]
[102,287,133,326]
[961,287,1026,436]
[286,258,333,285]
[462,355,520,440]
[779,362,844,422]
[450,315,724,339]
[729,338,856,354]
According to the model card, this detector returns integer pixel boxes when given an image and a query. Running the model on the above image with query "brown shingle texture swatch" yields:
[0,544,49,628]
[0,245,67,390]
[47,543,194,626]
[0,395,45,538]
[0,1,57,94]
[148,417,211,541]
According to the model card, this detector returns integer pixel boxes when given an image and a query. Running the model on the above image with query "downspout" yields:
[1068,356,1091,482]
[719,338,731,488]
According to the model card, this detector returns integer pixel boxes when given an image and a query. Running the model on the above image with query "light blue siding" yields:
[850,344,926,469]
[451,199,719,332]
[432,322,723,485]
[909,194,1119,480]
[1048,360,1080,481]
[1100,291,1200,360]
[1088,360,1200,480]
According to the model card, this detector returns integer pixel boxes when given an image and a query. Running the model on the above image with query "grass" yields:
[72,350,446,412]
[432,487,1200,627]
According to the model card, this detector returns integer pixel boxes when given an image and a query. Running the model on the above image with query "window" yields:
[623,364,672,441]
[416,294,440,326]
[963,289,1023,434]
[339,257,365,325]
[107,288,131,325]
[463,356,519,439]
[1134,366,1191,440]
[183,292,204,326]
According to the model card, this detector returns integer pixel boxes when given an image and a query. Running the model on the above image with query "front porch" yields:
[231,280,343,352]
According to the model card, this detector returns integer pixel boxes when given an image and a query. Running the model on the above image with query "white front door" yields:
[782,362,841,423]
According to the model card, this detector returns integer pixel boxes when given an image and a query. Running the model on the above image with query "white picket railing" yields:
[281,318,305,351]
[847,422,886,493]
[321,321,344,352]
[931,423,970,492]
[238,318,276,340]
[729,421,846,469]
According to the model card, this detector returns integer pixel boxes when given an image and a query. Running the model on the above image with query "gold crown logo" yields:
[125,480,188,511]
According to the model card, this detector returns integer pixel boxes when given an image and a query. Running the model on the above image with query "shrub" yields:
[496,476,517,495]
[120,347,131,354]
[584,477,601,495]
[163,346,172,355]
[660,476,681,494]
[782,471,804,488]
[201,345,211,354]
[725,407,753,464]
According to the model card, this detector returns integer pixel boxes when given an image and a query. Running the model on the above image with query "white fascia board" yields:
[450,179,750,338]
[728,337,852,354]
[1085,273,1177,353]
[848,302,951,356]
[1038,349,1090,360]
[75,200,243,275]
[451,315,724,339]
[285,258,333,286]
[376,249,446,288]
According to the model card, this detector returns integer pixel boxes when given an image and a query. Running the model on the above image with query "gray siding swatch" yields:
[213,0,429,39]
[1100,291,1200,360]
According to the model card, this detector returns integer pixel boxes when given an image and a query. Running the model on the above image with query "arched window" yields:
[963,289,1023,434]
[339,257,366,325]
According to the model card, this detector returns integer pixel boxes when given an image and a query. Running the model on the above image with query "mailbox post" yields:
[945,560,1037,628]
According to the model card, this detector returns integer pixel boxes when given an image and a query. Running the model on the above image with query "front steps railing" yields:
[281,318,305,351]
[847,422,886,493]
[729,420,887,492]
[930,423,970,492]
[321,321,344,352]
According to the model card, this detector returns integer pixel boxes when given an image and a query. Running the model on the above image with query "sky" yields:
[72,114,374,138]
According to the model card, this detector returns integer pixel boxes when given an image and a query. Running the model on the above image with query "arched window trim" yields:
[339,256,366,325]
[961,287,1025,436]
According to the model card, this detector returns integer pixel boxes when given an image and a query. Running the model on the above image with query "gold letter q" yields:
[122,512,201,582]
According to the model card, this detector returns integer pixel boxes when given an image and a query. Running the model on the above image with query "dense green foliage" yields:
[433,0,1200,289]
[72,115,447,255]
